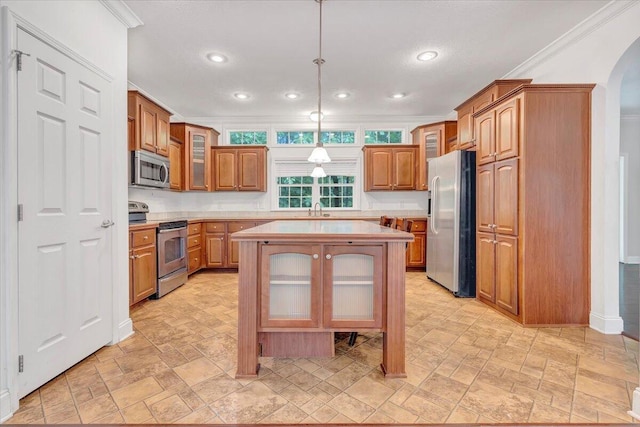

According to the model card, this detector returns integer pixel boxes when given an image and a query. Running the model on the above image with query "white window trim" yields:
[271,158,361,211]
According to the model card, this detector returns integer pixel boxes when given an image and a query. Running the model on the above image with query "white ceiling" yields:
[125,0,611,121]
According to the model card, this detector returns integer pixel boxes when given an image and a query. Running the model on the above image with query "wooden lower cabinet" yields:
[228,221,258,267]
[259,243,383,330]
[477,233,518,316]
[129,228,157,305]
[205,221,226,267]
[187,222,203,274]
[406,219,427,268]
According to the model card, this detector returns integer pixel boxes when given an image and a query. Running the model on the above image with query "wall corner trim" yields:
[99,0,143,29]
[0,389,13,423]
[117,318,134,343]
[589,311,624,334]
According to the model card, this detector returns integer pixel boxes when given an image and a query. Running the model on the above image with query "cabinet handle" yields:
[129,255,135,260]
[325,254,332,260]
[493,240,498,244]
[143,236,148,240]
[313,254,319,259]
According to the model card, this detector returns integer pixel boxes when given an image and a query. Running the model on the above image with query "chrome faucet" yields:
[313,202,322,217]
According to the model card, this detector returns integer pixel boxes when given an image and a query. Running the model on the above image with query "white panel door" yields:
[17,28,113,397]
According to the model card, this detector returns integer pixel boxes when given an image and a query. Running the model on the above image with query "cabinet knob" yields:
[129,255,135,260]
[326,254,332,260]
[143,236,148,240]
[194,239,198,244]
[493,240,498,244]
[313,254,319,259]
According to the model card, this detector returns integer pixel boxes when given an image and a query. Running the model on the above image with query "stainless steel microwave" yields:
[130,150,170,189]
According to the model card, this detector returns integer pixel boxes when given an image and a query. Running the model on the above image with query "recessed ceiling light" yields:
[335,92,350,99]
[234,92,250,100]
[391,93,406,99]
[207,53,227,63]
[417,51,438,61]
[285,92,300,99]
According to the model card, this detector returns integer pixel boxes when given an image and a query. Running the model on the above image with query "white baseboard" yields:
[624,256,640,264]
[629,388,640,420]
[0,389,13,423]
[590,311,624,334]
[117,318,134,343]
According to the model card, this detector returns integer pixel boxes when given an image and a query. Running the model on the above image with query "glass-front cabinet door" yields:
[323,245,383,329]
[260,244,321,328]
[187,127,210,191]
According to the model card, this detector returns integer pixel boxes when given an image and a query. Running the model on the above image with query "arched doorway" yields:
[618,59,640,339]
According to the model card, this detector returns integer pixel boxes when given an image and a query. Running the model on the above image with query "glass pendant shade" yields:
[307,146,331,164]
[311,165,327,178]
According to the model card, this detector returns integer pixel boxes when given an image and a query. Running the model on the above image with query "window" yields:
[321,130,356,144]
[229,131,267,145]
[276,131,314,145]
[274,160,358,210]
[364,130,403,144]
[319,176,354,207]
[277,176,313,208]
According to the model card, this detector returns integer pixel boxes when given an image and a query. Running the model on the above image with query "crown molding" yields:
[99,0,143,29]
[181,114,447,125]
[503,0,638,78]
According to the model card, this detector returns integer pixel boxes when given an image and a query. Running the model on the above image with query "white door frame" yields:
[0,7,131,419]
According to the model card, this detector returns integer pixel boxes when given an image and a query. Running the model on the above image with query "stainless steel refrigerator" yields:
[426,150,476,297]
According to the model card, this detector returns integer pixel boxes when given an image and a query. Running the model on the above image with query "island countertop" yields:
[230,219,414,243]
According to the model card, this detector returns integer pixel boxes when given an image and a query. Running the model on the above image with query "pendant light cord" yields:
[316,0,323,147]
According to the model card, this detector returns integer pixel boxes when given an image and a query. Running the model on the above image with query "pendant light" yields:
[307,0,330,176]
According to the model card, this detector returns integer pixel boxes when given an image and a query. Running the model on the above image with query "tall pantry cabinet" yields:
[474,84,594,326]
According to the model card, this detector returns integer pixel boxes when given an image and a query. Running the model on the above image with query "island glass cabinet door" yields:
[323,245,384,329]
[260,244,322,328]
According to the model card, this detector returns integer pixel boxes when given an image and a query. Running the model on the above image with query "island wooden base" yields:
[233,221,412,379]
[258,332,334,357]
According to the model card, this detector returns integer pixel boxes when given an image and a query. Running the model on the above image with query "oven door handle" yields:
[158,227,187,233]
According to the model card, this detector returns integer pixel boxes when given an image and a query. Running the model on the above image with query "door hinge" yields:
[12,49,31,72]
[18,355,24,373]
[18,204,23,221]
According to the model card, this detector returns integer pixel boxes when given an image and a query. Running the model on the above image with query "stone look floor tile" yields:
[76,394,118,423]
[110,376,163,409]
[7,272,639,425]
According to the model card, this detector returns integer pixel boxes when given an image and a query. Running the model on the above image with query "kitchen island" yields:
[231,220,413,379]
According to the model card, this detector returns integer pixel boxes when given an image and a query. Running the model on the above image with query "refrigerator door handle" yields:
[430,176,440,234]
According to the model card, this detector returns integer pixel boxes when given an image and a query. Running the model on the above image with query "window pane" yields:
[280,187,289,196]
[276,131,314,145]
[321,130,356,144]
[290,198,301,208]
[229,131,267,145]
[364,130,403,144]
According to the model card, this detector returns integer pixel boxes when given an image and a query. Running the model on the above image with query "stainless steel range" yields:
[155,220,188,298]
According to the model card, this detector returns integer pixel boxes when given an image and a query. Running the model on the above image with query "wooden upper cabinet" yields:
[363,145,418,191]
[455,79,531,150]
[495,97,520,161]
[476,158,518,236]
[475,110,496,165]
[494,158,518,236]
[156,114,170,157]
[212,146,267,192]
[168,137,183,191]
[476,164,495,233]
[170,123,218,191]
[411,121,457,191]
[128,91,172,157]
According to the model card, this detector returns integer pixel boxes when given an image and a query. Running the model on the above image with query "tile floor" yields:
[7,271,640,424]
